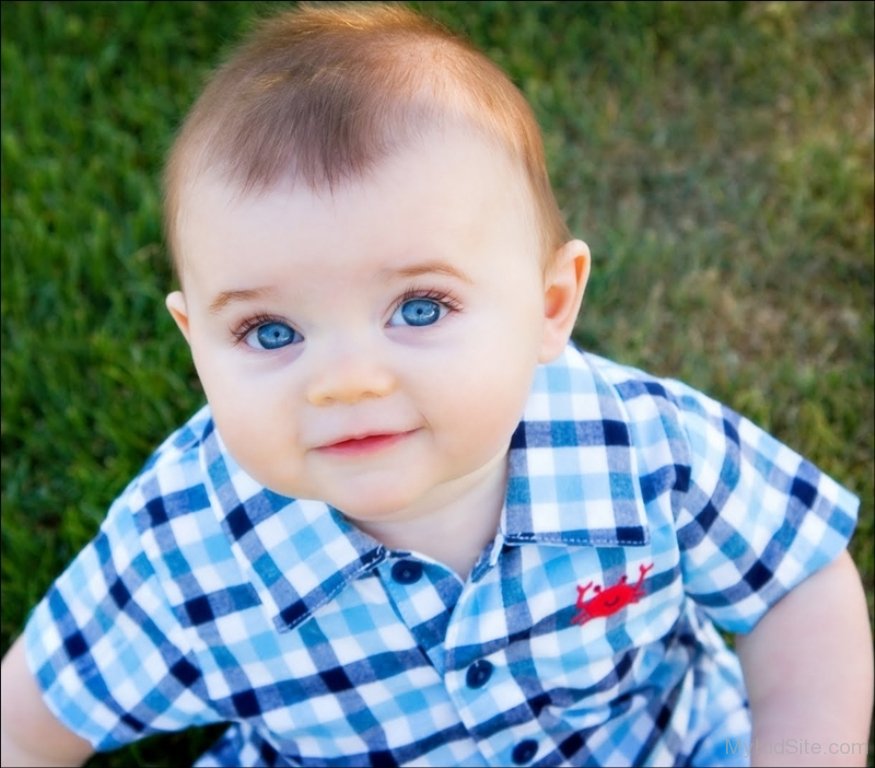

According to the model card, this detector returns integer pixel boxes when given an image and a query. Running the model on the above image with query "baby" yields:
[1,3,871,767]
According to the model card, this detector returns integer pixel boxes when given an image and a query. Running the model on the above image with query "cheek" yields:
[422,342,537,455]
[190,347,244,423]
[208,390,275,466]
[189,345,300,478]
[209,398,303,496]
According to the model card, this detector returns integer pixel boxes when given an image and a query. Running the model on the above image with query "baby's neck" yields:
[357,453,508,580]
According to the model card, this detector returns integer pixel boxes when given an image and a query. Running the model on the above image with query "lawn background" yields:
[1,1,872,766]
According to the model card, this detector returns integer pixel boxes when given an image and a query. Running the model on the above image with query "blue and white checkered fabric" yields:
[23,344,858,767]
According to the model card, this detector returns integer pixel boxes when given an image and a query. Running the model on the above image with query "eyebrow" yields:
[208,287,274,315]
[207,262,470,315]
[386,261,473,283]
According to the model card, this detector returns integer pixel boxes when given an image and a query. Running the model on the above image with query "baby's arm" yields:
[736,550,873,766]
[0,634,95,767]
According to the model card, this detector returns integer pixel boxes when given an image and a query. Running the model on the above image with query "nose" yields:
[305,344,397,406]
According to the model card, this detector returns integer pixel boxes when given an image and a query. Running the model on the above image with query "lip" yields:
[315,430,417,456]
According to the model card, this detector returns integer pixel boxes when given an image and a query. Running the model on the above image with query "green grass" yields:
[2,1,872,766]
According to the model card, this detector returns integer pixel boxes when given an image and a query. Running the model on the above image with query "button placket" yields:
[443,562,544,766]
[380,557,462,674]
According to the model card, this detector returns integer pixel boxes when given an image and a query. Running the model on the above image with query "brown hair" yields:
[163,2,570,271]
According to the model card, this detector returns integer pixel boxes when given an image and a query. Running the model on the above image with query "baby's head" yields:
[163,3,589,527]
[164,1,570,272]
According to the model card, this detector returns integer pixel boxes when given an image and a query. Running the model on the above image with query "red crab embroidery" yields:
[571,563,654,625]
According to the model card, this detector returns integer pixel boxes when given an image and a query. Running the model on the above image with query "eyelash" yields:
[229,287,462,344]
[395,286,462,314]
[230,312,289,346]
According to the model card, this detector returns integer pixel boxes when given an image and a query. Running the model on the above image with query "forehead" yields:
[174,124,538,282]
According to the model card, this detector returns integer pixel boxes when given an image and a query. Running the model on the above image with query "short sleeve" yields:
[665,379,859,634]
[23,483,218,751]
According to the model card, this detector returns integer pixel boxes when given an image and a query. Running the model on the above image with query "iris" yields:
[398,299,441,326]
[254,322,298,349]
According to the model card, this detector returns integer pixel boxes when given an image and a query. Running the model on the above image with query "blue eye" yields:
[390,298,446,327]
[245,321,302,350]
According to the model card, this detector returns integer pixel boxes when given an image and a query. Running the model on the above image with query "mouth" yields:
[316,430,417,456]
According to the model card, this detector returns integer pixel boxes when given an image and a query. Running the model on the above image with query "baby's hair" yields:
[163,1,570,271]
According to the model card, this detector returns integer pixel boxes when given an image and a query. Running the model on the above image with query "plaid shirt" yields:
[24,345,858,767]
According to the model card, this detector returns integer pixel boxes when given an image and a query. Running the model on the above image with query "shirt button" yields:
[465,659,494,689]
[511,739,539,765]
[391,560,423,585]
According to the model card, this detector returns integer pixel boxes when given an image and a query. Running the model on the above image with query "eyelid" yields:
[385,286,462,330]
[228,286,462,343]
[395,286,462,313]
[231,312,298,346]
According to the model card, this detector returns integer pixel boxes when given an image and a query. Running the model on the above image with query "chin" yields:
[328,489,420,524]
[333,501,411,524]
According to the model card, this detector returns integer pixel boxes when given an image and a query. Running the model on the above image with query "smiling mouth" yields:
[317,430,417,456]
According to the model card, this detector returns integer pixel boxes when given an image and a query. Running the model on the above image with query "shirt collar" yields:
[501,344,650,548]
[198,344,648,631]
[199,421,388,632]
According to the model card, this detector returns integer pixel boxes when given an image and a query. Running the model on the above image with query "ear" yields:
[165,291,192,344]
[538,239,590,363]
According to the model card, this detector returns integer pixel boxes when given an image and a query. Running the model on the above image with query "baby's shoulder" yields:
[579,349,728,428]
[108,404,215,527]
[565,347,744,480]
[139,404,214,474]
[582,349,694,402]
[571,348,706,428]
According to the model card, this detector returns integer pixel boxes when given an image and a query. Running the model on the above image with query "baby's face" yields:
[168,126,565,526]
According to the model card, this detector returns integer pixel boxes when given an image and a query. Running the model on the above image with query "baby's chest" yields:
[444,546,687,710]
[202,545,691,763]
